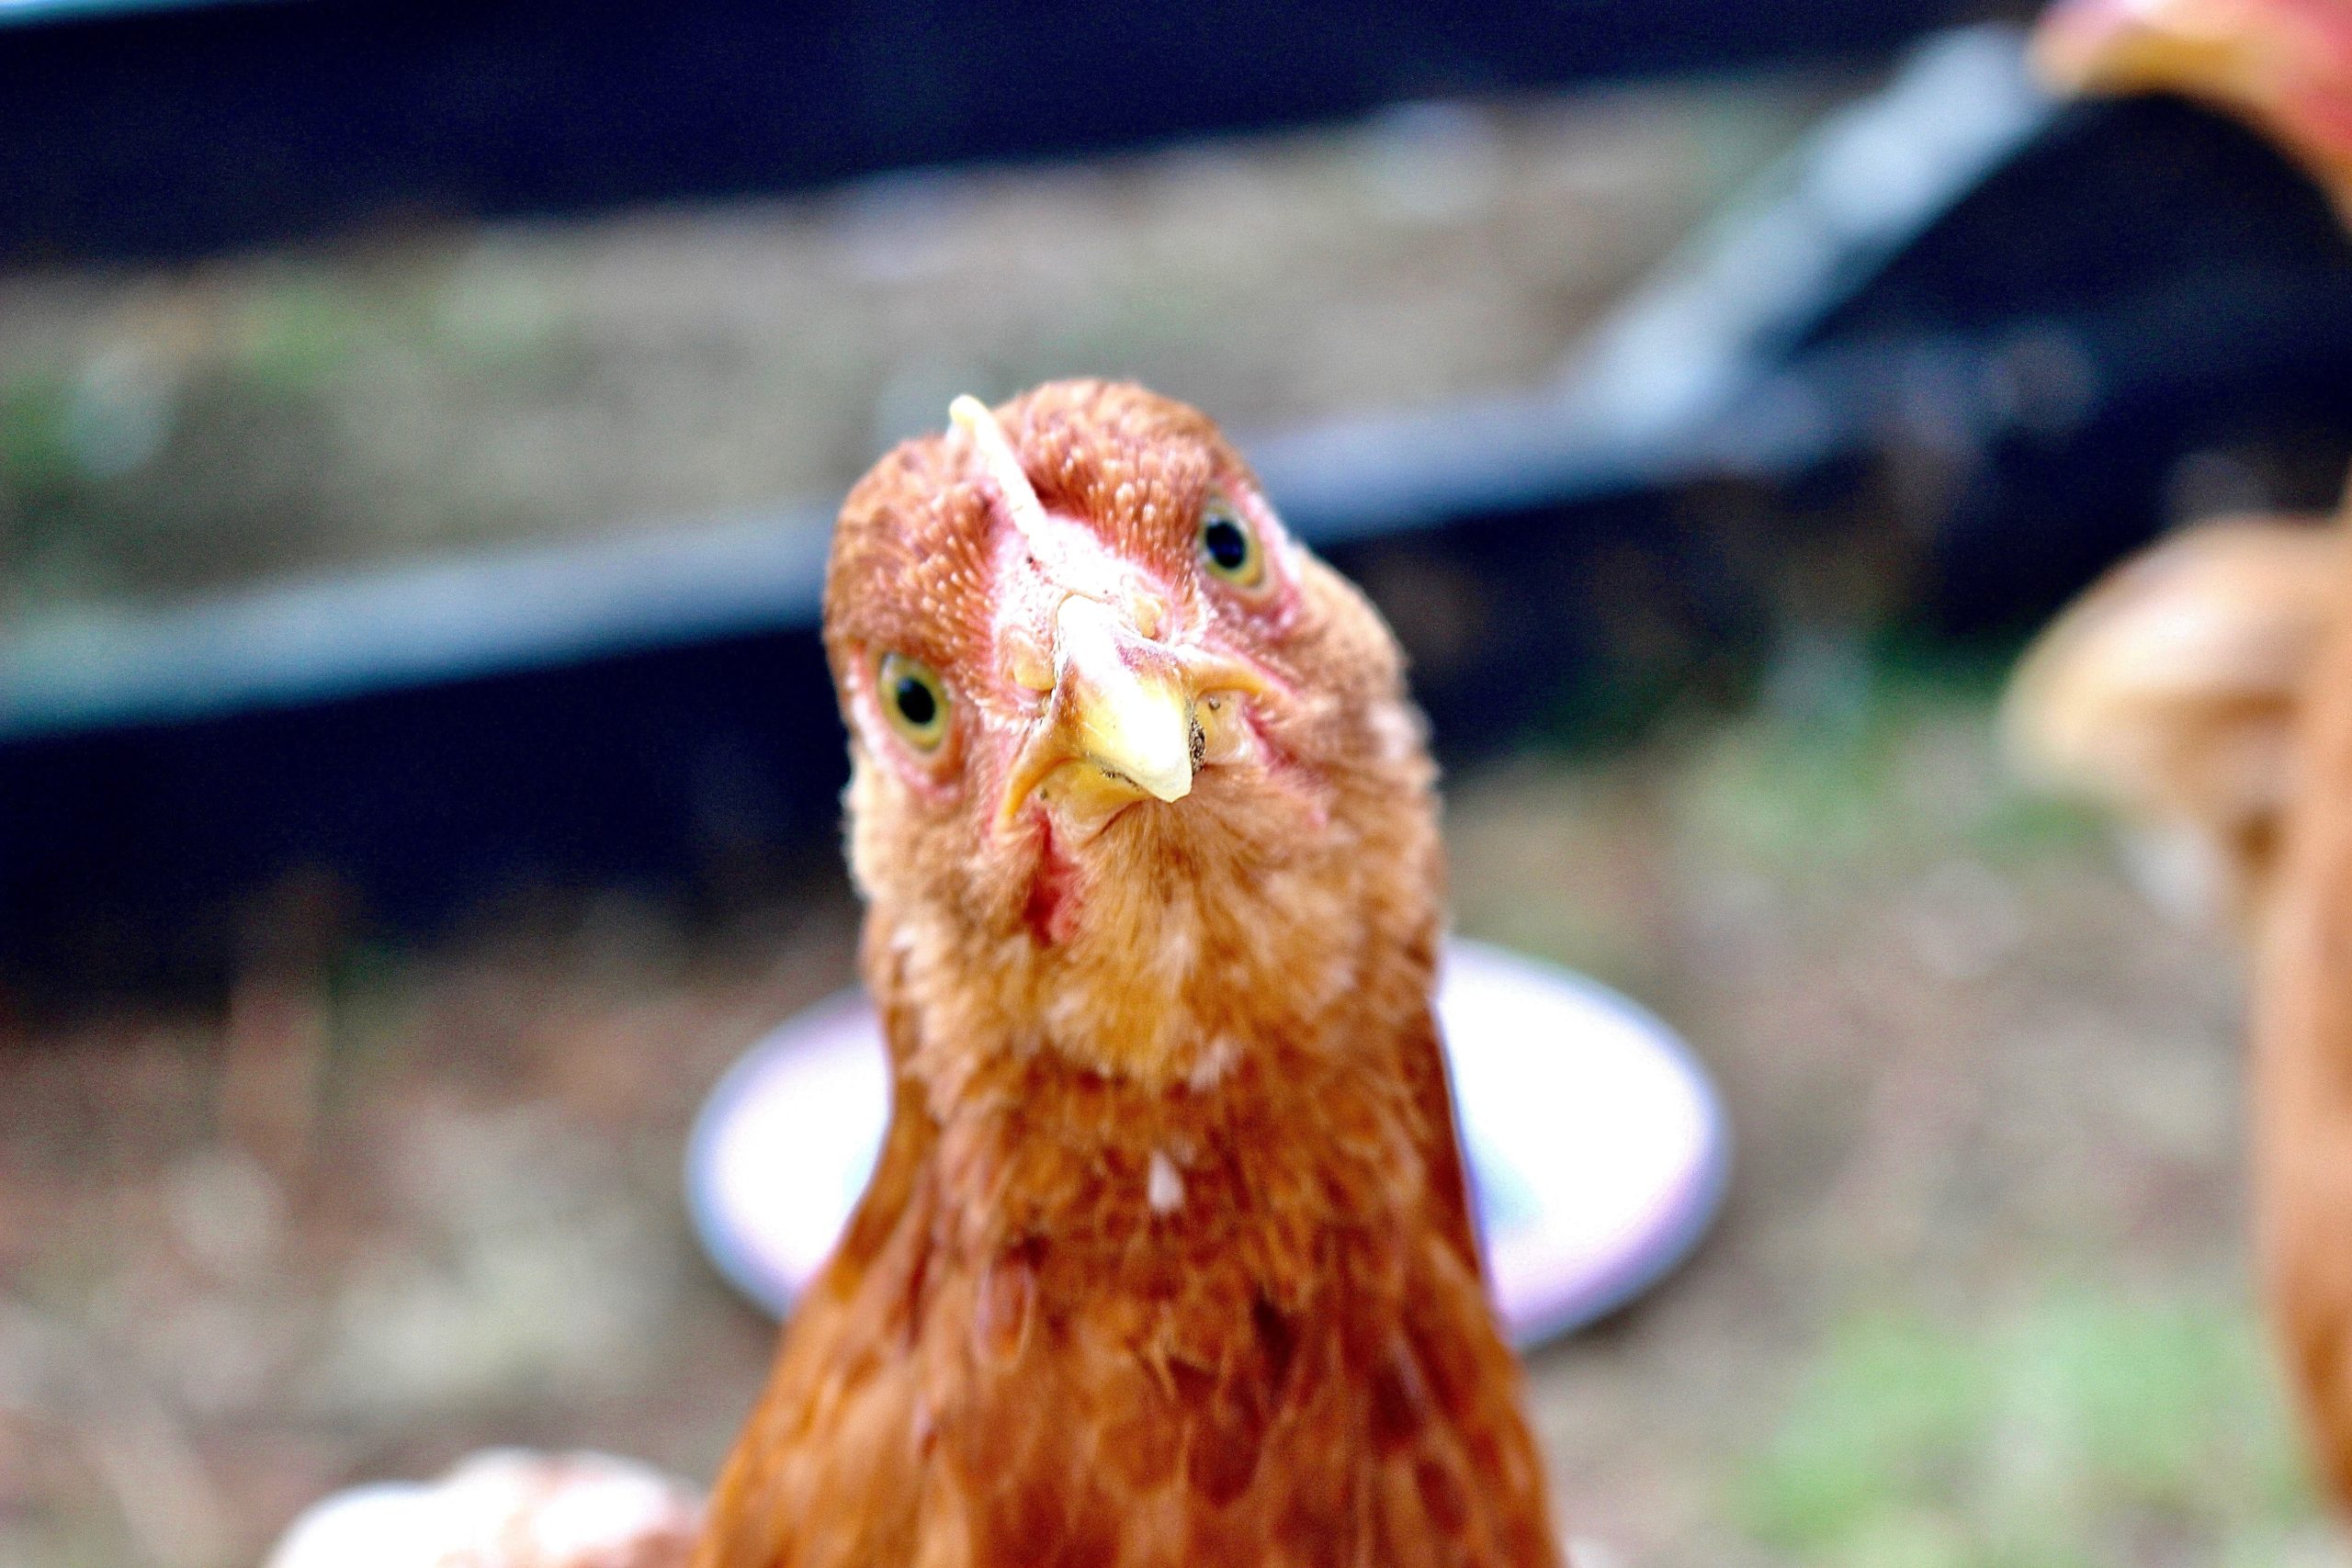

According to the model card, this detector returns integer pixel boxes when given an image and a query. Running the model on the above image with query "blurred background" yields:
[5,1,2349,1563]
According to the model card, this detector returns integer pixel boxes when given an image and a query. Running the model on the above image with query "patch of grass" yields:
[1676,654,2101,881]
[232,277,385,393]
[0,369,78,489]
[1732,1292,2317,1567]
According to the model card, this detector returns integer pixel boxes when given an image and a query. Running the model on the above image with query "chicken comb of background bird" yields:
[695,380,1564,1566]
[2033,0,2352,214]
[2004,514,2344,927]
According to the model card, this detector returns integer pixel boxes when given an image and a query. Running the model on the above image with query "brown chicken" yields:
[2006,513,2342,928]
[694,381,1562,1566]
[2012,0,2352,1512]
[2254,541,2352,1510]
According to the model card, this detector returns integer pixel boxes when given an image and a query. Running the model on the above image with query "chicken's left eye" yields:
[878,652,950,751]
[1197,499,1266,591]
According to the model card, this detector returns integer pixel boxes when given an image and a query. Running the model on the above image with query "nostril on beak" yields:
[1005,627,1056,694]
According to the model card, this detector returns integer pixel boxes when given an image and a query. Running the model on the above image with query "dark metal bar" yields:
[0,0,1986,265]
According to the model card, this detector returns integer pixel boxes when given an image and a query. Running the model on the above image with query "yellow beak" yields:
[1050,595,1197,804]
[999,593,1284,826]
[1002,596,1197,820]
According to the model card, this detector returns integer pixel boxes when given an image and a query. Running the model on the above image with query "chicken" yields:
[2010,0,2352,1512]
[2005,513,2342,928]
[694,381,1561,1566]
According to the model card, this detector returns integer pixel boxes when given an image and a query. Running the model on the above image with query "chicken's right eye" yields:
[878,652,950,751]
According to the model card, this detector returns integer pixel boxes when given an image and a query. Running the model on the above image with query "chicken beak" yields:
[1055,595,1198,803]
[1001,596,1196,822]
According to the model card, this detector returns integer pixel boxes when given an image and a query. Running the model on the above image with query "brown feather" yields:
[2255,521,2352,1507]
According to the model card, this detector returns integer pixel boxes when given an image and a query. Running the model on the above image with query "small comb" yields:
[949,394,1055,557]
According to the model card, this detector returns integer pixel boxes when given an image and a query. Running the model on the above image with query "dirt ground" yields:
[0,678,2326,1568]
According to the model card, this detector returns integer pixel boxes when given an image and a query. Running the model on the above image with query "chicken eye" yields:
[877,652,950,751]
[1198,500,1266,590]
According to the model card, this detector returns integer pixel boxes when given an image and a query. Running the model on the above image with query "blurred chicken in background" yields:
[2009,0,2352,1511]
[2005,514,2341,928]
[2009,0,2352,933]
